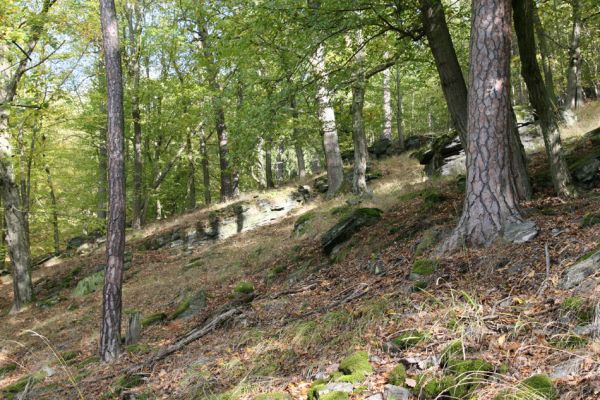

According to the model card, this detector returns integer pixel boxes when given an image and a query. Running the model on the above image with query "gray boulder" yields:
[503,220,538,243]
[383,384,410,400]
[561,250,600,289]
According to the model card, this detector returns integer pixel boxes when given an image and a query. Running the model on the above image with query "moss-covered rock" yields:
[336,351,373,383]
[321,208,383,255]
[410,259,439,280]
[234,281,255,294]
[415,230,439,256]
[319,392,349,400]
[114,373,145,394]
[2,370,46,399]
[422,375,469,399]
[141,312,167,327]
[307,380,327,400]
[388,364,406,386]
[294,212,315,236]
[391,330,429,349]
[73,271,104,296]
[254,392,291,400]
[170,297,191,320]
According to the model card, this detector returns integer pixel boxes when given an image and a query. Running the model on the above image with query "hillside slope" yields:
[0,104,599,400]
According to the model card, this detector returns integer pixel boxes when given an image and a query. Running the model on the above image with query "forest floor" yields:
[0,102,599,400]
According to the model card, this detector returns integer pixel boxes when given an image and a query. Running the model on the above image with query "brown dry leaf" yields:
[405,378,417,388]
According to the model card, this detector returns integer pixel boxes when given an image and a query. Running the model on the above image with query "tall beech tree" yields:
[99,0,126,362]
[0,0,56,312]
[444,0,527,250]
[513,0,576,198]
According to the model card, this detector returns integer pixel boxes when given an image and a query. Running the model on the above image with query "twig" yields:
[536,243,551,296]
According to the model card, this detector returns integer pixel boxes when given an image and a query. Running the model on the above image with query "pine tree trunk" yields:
[99,0,126,363]
[513,0,576,198]
[444,0,524,250]
[310,44,344,197]
[395,64,405,150]
[45,165,60,254]
[381,56,393,140]
[199,127,211,205]
[565,0,582,111]
[420,0,468,146]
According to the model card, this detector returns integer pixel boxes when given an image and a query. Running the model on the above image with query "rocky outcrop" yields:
[561,249,600,289]
[321,208,383,255]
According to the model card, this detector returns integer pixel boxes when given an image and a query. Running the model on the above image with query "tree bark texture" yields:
[186,128,196,210]
[199,127,211,205]
[265,138,274,189]
[565,0,582,110]
[310,44,344,197]
[513,0,576,198]
[445,0,523,250]
[420,0,468,146]
[99,0,126,363]
[381,55,393,140]
[395,64,405,150]
[45,165,60,254]
[533,6,557,106]
[291,95,306,178]
[351,30,368,194]
[97,141,108,220]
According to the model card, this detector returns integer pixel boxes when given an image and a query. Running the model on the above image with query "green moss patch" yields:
[72,271,104,296]
[2,370,46,399]
[391,330,429,349]
[320,392,349,400]
[388,364,406,386]
[125,343,152,354]
[142,312,167,327]
[439,340,464,367]
[170,297,191,320]
[496,374,558,400]
[446,358,494,376]
[410,259,439,278]
[234,281,255,294]
[336,351,373,383]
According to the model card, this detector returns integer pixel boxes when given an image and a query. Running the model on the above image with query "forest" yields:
[0,0,599,399]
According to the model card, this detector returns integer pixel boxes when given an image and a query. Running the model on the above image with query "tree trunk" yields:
[131,95,143,228]
[420,0,468,146]
[395,64,405,150]
[275,142,285,184]
[310,44,344,197]
[199,127,211,205]
[0,128,33,312]
[291,95,306,178]
[513,0,576,198]
[265,138,274,189]
[99,0,126,363]
[381,55,393,140]
[565,0,582,111]
[351,30,368,194]
[45,165,60,254]
[186,128,196,210]
[444,0,524,250]
[214,100,232,201]
[533,6,557,106]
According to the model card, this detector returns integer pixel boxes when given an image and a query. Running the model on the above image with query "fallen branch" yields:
[300,283,370,318]
[268,283,318,299]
